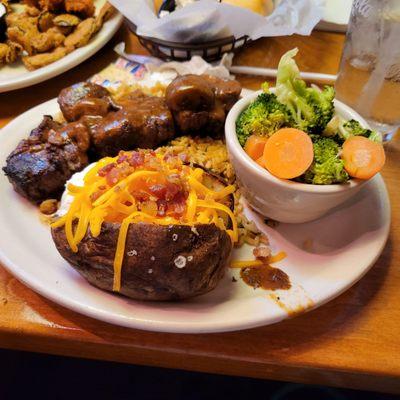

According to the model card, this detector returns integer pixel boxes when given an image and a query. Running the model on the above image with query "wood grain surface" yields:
[0,23,399,394]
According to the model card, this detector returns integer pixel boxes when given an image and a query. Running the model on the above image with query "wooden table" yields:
[1,23,399,394]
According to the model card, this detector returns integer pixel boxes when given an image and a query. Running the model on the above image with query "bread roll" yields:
[153,0,275,17]
[222,0,274,16]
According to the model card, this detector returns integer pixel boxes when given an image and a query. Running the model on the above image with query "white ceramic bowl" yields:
[225,90,370,223]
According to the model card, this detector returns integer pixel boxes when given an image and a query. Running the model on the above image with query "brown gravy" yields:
[240,264,291,291]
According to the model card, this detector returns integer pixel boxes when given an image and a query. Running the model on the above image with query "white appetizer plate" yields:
[0,98,390,333]
[0,0,123,93]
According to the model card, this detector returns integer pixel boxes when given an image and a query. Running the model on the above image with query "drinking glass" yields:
[335,0,400,141]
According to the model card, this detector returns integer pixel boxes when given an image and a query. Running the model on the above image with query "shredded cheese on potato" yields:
[51,151,237,292]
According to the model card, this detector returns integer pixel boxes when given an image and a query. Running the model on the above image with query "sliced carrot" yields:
[256,156,265,168]
[244,135,268,161]
[262,128,314,179]
[341,136,385,179]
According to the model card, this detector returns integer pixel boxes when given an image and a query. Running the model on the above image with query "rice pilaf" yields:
[156,136,269,247]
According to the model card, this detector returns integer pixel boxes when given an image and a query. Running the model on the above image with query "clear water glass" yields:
[335,0,400,141]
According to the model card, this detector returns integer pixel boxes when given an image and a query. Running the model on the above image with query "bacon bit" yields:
[128,151,145,167]
[140,201,158,216]
[106,168,120,186]
[117,152,129,164]
[163,153,174,162]
[148,184,167,199]
[132,190,150,202]
[165,182,181,201]
[253,246,271,259]
[167,174,181,185]
[157,199,167,216]
[90,190,104,202]
[163,154,183,169]
[171,195,186,216]
[179,153,189,163]
[145,156,162,171]
[98,163,116,177]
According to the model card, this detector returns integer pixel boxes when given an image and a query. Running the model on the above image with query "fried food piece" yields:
[53,13,80,35]
[23,0,40,7]
[0,41,22,64]
[94,2,114,32]
[7,11,64,55]
[38,11,55,32]
[26,6,41,16]
[65,0,94,18]
[22,45,70,70]
[30,27,65,52]
[38,0,64,12]
[31,28,65,53]
[6,14,39,55]
[1,0,11,12]
[64,16,95,49]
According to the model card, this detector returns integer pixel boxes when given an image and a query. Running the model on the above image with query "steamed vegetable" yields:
[262,128,314,179]
[338,119,382,143]
[323,117,382,143]
[341,136,386,180]
[236,92,292,146]
[244,135,268,161]
[235,48,386,184]
[303,137,349,185]
[275,48,335,134]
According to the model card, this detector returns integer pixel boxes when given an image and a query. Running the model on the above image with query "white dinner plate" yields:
[0,98,390,333]
[0,0,123,93]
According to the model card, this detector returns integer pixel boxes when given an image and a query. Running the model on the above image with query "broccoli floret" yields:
[338,119,382,143]
[275,48,335,134]
[236,92,292,146]
[302,137,349,185]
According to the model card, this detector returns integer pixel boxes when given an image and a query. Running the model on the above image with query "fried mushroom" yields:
[94,2,114,32]
[38,0,64,12]
[30,27,65,53]
[38,11,55,32]
[0,41,22,64]
[22,45,70,70]
[64,16,95,49]
[53,13,80,35]
[64,0,94,18]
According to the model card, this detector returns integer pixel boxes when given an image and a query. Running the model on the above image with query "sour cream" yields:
[57,163,96,217]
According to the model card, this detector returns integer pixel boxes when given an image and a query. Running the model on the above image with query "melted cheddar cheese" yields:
[52,151,237,292]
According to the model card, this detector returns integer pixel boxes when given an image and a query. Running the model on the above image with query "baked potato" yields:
[51,150,237,301]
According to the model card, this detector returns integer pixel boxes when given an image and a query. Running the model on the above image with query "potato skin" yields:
[52,222,232,301]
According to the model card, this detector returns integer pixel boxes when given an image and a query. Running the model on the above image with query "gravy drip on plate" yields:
[240,264,291,291]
